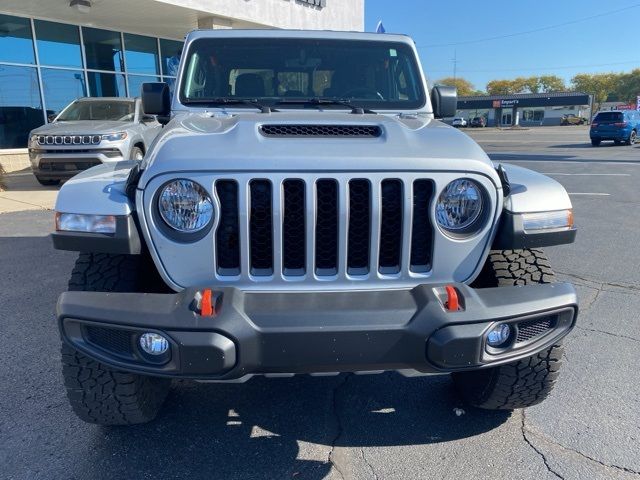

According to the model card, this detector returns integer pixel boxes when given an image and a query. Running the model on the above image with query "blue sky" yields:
[365,0,640,92]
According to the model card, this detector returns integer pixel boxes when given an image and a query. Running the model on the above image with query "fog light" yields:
[487,324,511,347]
[139,333,169,355]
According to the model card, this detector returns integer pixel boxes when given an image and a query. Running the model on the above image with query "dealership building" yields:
[455,92,592,127]
[0,0,364,156]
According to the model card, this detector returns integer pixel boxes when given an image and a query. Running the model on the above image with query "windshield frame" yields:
[175,36,428,112]
[55,99,137,122]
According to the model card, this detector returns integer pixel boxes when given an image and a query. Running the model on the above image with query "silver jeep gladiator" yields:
[52,30,578,425]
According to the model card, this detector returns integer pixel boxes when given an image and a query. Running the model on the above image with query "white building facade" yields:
[0,0,364,150]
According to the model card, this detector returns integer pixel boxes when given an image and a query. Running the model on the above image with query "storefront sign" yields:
[616,104,635,110]
[492,99,520,108]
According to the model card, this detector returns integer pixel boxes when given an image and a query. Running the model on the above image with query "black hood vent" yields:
[259,124,382,138]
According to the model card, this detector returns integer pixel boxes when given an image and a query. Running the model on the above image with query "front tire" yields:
[61,253,170,425]
[591,139,601,146]
[453,249,564,410]
[130,145,144,161]
[626,130,637,145]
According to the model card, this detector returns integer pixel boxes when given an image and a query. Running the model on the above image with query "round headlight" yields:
[158,179,213,233]
[436,179,484,234]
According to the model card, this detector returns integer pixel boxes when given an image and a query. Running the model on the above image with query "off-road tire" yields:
[61,253,171,425]
[455,249,564,410]
[35,175,60,186]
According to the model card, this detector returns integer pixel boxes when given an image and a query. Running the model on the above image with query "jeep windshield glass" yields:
[180,38,426,110]
[56,100,135,122]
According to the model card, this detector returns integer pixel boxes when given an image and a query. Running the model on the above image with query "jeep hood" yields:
[31,120,131,135]
[139,111,497,188]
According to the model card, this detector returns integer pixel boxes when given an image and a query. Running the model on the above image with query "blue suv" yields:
[590,110,639,146]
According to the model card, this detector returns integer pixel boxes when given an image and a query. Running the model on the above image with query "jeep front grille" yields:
[213,176,435,282]
[38,135,102,145]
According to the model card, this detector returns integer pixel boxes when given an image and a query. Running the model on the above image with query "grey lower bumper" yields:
[57,282,578,379]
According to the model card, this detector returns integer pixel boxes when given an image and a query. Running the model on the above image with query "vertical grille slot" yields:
[379,179,403,274]
[282,180,306,275]
[348,179,371,274]
[249,180,273,276]
[410,180,434,272]
[215,180,240,275]
[315,179,339,275]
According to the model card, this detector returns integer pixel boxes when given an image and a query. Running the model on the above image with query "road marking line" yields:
[502,160,640,166]
[568,192,611,196]
[541,173,631,176]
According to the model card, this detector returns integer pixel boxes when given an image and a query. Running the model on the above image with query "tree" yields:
[486,79,515,95]
[538,75,565,93]
[614,69,640,104]
[435,77,476,96]
[521,77,542,94]
[571,73,617,111]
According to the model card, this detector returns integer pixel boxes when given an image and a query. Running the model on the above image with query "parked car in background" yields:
[590,110,639,146]
[28,97,161,185]
[470,116,486,128]
[452,117,467,128]
[560,114,587,126]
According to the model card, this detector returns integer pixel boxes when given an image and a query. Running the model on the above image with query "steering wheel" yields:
[341,87,385,100]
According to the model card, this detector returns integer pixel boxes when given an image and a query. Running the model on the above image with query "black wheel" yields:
[34,175,60,186]
[591,139,601,146]
[61,253,170,425]
[453,249,564,410]
[130,145,144,161]
[614,140,622,145]
[626,130,637,145]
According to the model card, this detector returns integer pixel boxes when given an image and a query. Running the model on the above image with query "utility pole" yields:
[453,49,458,81]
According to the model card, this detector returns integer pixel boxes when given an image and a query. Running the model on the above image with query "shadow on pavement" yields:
[0,231,510,480]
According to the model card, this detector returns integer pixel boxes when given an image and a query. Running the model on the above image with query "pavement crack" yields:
[556,271,640,294]
[327,374,352,480]
[575,325,640,343]
[359,448,379,480]
[520,411,565,479]
[522,411,640,476]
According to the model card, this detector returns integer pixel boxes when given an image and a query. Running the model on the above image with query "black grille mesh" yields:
[85,326,133,356]
[410,180,434,272]
[249,180,274,275]
[260,124,382,138]
[283,180,306,274]
[348,180,371,273]
[315,180,339,274]
[516,317,555,343]
[216,180,240,274]
[379,180,403,273]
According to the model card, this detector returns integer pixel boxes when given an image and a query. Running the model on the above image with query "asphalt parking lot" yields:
[1,125,639,480]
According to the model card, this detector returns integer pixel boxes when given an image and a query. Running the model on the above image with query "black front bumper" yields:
[57,283,578,379]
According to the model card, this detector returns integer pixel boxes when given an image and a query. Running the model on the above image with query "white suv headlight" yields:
[102,132,127,141]
[436,178,486,235]
[158,179,214,233]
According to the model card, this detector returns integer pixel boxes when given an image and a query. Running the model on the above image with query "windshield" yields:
[56,100,135,122]
[594,112,623,123]
[179,38,426,110]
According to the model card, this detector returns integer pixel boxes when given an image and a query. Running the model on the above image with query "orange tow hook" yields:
[444,285,459,312]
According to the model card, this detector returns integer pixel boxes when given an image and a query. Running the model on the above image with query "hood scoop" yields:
[259,124,382,138]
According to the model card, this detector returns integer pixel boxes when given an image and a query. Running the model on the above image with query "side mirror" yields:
[431,85,458,119]
[142,82,170,125]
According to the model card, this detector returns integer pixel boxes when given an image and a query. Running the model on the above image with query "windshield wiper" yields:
[183,98,276,113]
[275,98,376,115]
